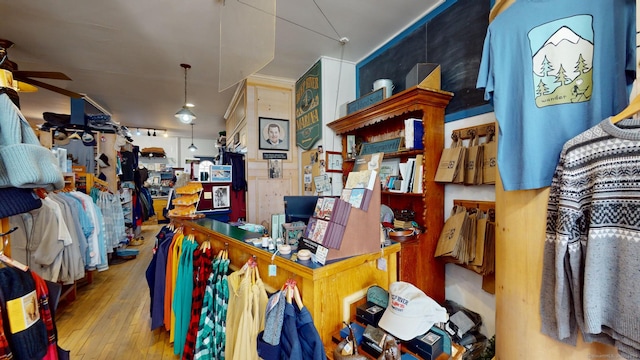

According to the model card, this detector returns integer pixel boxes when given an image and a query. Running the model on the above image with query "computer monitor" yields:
[283,195,319,224]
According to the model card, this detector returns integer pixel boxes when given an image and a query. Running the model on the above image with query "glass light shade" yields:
[175,107,196,124]
[188,143,198,151]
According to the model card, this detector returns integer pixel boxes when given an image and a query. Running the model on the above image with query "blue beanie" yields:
[0,94,64,190]
[0,187,42,218]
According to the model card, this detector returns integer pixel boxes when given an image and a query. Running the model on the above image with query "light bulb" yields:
[163,131,168,138]
[136,128,141,136]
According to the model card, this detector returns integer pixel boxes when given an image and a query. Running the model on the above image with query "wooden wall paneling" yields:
[495,179,619,359]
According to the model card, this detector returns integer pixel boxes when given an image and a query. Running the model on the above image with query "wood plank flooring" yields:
[55,225,178,360]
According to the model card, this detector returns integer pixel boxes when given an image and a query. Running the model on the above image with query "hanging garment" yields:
[279,302,303,360]
[476,0,636,190]
[541,118,640,359]
[165,231,184,337]
[214,258,230,358]
[0,268,49,359]
[148,226,174,330]
[0,305,12,359]
[173,238,198,356]
[225,266,253,360]
[194,259,220,360]
[296,306,325,360]
[183,246,214,360]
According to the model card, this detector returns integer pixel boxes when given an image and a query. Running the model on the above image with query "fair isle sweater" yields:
[541,118,640,359]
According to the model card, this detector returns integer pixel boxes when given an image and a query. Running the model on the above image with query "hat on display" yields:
[378,281,449,341]
[0,187,42,218]
[96,153,110,168]
[52,127,70,146]
[114,135,127,151]
[98,172,107,181]
[81,129,96,146]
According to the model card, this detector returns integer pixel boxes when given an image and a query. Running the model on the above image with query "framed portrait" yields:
[212,185,230,209]
[259,117,290,151]
[210,165,232,183]
[326,151,343,173]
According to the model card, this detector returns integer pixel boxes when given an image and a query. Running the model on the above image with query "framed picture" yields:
[326,151,343,173]
[210,165,232,183]
[213,185,230,209]
[259,117,290,151]
[268,159,283,179]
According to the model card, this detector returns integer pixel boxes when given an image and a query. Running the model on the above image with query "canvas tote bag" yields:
[482,132,497,184]
[435,134,466,183]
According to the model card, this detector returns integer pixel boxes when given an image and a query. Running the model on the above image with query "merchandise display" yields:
[542,118,640,359]
[477,0,636,191]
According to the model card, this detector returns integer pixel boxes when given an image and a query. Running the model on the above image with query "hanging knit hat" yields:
[0,268,48,360]
[0,94,64,190]
[0,187,42,218]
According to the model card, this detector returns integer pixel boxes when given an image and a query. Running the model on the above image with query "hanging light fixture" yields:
[188,123,198,152]
[153,129,157,137]
[175,63,196,124]
[147,129,151,136]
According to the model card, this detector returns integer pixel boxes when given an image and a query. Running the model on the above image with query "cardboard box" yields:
[405,330,444,360]
[356,301,385,326]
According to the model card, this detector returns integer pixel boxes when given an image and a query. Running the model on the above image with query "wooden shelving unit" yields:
[327,85,453,302]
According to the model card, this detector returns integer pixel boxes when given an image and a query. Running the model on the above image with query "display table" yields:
[172,218,401,345]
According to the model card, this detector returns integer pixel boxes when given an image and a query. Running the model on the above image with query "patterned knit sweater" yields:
[541,118,640,360]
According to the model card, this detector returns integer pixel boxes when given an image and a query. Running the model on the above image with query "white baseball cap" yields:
[378,281,448,341]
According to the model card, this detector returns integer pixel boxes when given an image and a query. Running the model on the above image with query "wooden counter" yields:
[173,218,401,346]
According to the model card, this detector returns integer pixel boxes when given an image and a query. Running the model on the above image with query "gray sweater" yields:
[541,118,640,359]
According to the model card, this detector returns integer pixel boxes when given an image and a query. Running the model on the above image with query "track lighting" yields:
[136,128,141,136]
[163,130,168,138]
[147,129,151,136]
[153,130,156,137]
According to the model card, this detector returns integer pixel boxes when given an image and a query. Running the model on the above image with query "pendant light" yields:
[188,123,198,152]
[175,63,196,124]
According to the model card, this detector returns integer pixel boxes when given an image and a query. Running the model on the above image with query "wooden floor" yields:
[55,224,178,360]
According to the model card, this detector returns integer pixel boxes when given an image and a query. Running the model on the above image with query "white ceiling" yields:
[0,0,443,139]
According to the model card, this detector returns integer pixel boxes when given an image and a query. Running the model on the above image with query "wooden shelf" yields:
[327,85,453,302]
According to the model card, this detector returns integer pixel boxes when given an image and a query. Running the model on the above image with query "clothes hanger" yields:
[68,131,82,140]
[611,94,640,124]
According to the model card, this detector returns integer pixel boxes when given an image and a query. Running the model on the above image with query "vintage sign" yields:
[347,88,385,114]
[359,137,403,155]
[295,61,322,150]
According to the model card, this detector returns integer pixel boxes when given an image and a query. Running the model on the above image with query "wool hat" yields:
[0,268,49,359]
[81,129,96,146]
[0,187,42,218]
[0,94,65,190]
[378,281,449,341]
[263,290,286,345]
[96,153,110,168]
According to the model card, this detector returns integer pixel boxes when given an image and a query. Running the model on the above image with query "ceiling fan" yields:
[0,39,82,98]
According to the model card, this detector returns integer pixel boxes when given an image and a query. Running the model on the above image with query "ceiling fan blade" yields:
[14,71,71,80]
[18,77,82,98]
[14,81,38,92]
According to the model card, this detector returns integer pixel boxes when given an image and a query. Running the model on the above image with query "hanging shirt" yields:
[476,0,636,190]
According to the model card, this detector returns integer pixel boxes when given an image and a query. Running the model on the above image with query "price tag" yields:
[314,245,328,265]
[268,264,277,277]
[377,257,387,271]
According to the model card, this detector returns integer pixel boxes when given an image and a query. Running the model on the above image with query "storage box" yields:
[405,330,444,360]
[405,63,440,89]
[356,301,385,326]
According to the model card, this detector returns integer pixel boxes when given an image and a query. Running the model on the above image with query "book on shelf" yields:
[348,188,365,208]
[404,118,424,150]
[320,197,337,220]
[353,152,384,172]
[311,218,329,244]
[345,169,378,191]
[305,217,318,238]
[412,154,424,193]
[312,197,325,218]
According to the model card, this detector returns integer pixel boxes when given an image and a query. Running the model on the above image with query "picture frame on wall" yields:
[259,117,290,151]
[213,185,230,209]
[210,165,232,183]
[326,151,343,173]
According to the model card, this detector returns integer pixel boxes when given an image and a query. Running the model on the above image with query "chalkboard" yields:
[358,0,491,116]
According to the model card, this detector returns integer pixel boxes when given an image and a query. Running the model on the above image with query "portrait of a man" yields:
[259,117,289,151]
